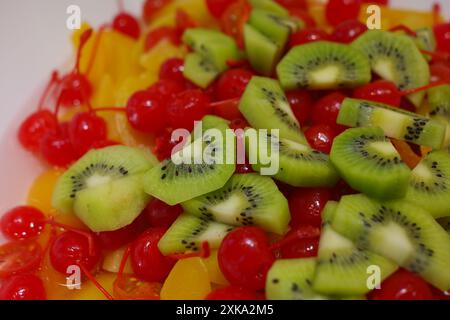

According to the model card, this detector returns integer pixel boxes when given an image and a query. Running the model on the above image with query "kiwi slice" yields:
[247,131,339,187]
[276,41,371,90]
[239,76,306,143]
[437,217,450,234]
[321,200,339,225]
[414,27,436,61]
[337,98,446,149]
[330,127,411,199]
[182,173,290,235]
[428,84,450,147]
[405,150,450,218]
[313,225,398,296]
[157,214,234,255]
[266,258,327,300]
[332,194,450,291]
[52,145,154,213]
[183,53,219,89]
[249,0,289,16]
[352,30,430,107]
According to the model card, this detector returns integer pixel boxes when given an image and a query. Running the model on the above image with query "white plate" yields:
[0,0,448,243]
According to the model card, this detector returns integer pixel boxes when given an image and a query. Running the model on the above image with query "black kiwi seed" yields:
[261,87,300,131]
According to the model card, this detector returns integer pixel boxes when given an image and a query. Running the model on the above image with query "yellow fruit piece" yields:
[72,272,116,300]
[160,257,211,300]
[27,169,64,215]
[202,250,229,286]
[115,75,156,106]
[71,22,92,48]
[102,246,133,274]
[308,4,329,31]
[114,112,155,151]
[39,253,76,300]
[140,40,187,75]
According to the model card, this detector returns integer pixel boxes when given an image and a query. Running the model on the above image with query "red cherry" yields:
[143,0,171,23]
[212,98,242,121]
[126,90,168,134]
[217,69,253,100]
[145,198,182,228]
[289,28,330,47]
[280,236,319,259]
[0,274,46,300]
[159,58,185,83]
[144,26,178,51]
[369,269,433,300]
[326,0,362,27]
[218,226,275,290]
[276,0,307,10]
[206,0,238,18]
[130,228,175,282]
[153,128,186,161]
[58,72,92,107]
[431,287,450,300]
[286,90,313,126]
[167,89,211,131]
[229,118,249,131]
[288,187,331,228]
[50,231,101,274]
[175,9,198,36]
[433,23,450,54]
[18,110,59,153]
[0,241,43,278]
[289,9,316,28]
[148,79,186,99]
[68,112,107,156]
[430,61,450,82]
[235,161,254,174]
[220,0,252,48]
[305,124,337,154]
[40,128,77,167]
[206,286,260,300]
[1,206,45,241]
[113,13,141,39]
[353,80,401,107]
[311,92,346,127]
[331,19,367,43]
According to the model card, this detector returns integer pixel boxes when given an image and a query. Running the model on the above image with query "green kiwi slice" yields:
[414,27,436,61]
[239,76,306,143]
[313,226,398,296]
[405,150,450,218]
[332,194,450,291]
[266,258,327,300]
[183,53,219,89]
[428,84,450,147]
[182,173,290,235]
[249,0,289,16]
[247,131,339,187]
[52,146,154,213]
[352,30,430,107]
[330,127,411,199]
[157,214,234,255]
[321,201,339,225]
[337,98,446,149]
[276,41,371,90]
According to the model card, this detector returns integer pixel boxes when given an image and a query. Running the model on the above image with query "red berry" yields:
[430,61,450,82]
[143,0,171,23]
[331,179,357,200]
[145,199,182,228]
[18,110,59,153]
[286,90,313,126]
[50,231,100,274]
[276,0,307,10]
[148,79,186,99]
[311,92,346,127]
[331,19,367,43]
[218,227,275,290]
[235,161,254,174]
[91,139,120,149]
[1,206,45,240]
[353,80,401,107]
[280,236,319,259]
[40,129,77,167]
[113,13,141,39]
[153,128,186,161]
[59,73,92,107]
[144,26,178,51]
[326,0,362,26]
[369,269,433,300]
[206,0,237,18]
[0,241,43,278]
[229,118,249,131]
[126,90,168,134]
[288,187,331,228]
[434,23,450,54]
[216,68,253,100]
[289,9,316,28]
[212,98,242,121]
[0,274,46,300]
[159,58,185,83]
[206,286,260,300]
[305,124,337,154]
[289,28,330,47]
[175,9,198,36]
[68,112,107,156]
[130,228,175,282]
[167,89,211,131]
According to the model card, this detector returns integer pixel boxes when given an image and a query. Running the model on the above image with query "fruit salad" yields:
[2,0,450,300]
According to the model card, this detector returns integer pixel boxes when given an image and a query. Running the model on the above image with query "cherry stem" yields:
[269,227,320,251]
[399,79,450,96]
[433,3,441,25]
[38,71,60,110]
[118,245,131,280]
[75,28,93,73]
[44,217,97,257]
[86,24,110,77]
[209,98,240,108]
[53,89,64,117]
[167,241,211,260]
[78,263,114,300]
[389,25,417,37]
[420,49,450,62]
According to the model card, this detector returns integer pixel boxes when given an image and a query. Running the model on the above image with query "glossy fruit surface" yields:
[353,80,401,107]
[68,112,107,156]
[113,13,141,39]
[1,206,45,240]
[326,0,362,26]
[145,199,182,228]
[288,188,331,228]
[126,90,167,134]
[159,58,185,83]
[18,110,59,153]
[286,90,313,126]
[40,129,77,167]
[0,274,46,300]
[331,19,367,43]
[289,28,330,47]
[434,23,450,54]
[217,69,253,100]
[167,89,210,131]
[305,124,337,154]
[0,241,42,278]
